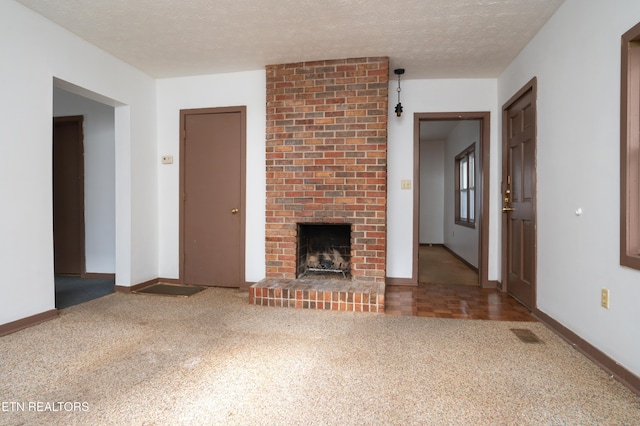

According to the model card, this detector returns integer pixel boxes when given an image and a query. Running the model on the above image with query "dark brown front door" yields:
[502,79,536,309]
[180,107,245,287]
[53,116,85,275]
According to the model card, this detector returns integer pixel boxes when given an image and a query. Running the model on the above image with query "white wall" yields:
[387,79,499,279]
[419,139,445,244]
[156,71,266,283]
[53,88,115,274]
[498,0,640,377]
[0,1,157,326]
[443,121,480,268]
[419,121,480,267]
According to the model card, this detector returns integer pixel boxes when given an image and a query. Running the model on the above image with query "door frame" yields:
[501,77,537,306]
[53,115,86,277]
[178,106,247,286]
[410,111,492,288]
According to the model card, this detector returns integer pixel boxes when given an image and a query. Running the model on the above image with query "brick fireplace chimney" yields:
[265,57,389,285]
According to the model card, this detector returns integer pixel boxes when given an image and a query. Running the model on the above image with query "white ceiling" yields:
[15,0,564,79]
[420,120,462,142]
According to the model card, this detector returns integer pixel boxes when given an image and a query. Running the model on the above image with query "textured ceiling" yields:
[15,0,564,79]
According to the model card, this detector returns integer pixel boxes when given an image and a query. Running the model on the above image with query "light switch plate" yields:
[161,155,173,164]
[401,180,412,190]
[601,288,609,309]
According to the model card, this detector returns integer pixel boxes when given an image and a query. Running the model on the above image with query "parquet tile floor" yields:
[385,284,537,321]
[385,246,537,321]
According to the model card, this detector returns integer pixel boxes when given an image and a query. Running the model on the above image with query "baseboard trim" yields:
[240,281,254,290]
[157,278,182,285]
[0,309,58,337]
[485,280,500,290]
[535,309,640,396]
[115,278,159,293]
[116,277,251,292]
[441,244,479,273]
[386,277,418,287]
[84,273,116,279]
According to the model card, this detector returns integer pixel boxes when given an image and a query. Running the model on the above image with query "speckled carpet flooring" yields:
[1,287,638,425]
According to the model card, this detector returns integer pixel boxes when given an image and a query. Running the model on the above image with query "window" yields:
[621,22,640,270]
[455,143,475,228]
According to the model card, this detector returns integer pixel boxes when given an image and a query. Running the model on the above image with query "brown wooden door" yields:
[502,81,536,309]
[53,116,85,275]
[180,107,245,287]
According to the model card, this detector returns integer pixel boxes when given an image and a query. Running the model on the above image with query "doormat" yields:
[134,284,206,297]
[510,328,543,344]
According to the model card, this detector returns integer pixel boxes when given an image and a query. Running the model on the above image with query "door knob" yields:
[231,208,239,214]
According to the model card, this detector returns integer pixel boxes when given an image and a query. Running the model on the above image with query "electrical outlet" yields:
[601,288,610,309]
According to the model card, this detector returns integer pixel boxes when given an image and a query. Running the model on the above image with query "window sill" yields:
[455,220,476,229]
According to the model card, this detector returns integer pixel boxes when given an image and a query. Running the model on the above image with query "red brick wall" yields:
[265,57,389,283]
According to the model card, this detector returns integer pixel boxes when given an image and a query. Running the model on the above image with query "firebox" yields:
[297,224,351,279]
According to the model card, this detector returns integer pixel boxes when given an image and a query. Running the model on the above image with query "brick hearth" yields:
[252,57,389,312]
[249,279,385,313]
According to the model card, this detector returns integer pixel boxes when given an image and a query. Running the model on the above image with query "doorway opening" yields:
[413,112,491,288]
[53,84,116,308]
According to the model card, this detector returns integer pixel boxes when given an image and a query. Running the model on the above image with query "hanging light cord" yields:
[394,68,404,117]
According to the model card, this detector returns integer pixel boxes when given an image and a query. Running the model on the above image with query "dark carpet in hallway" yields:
[55,275,115,309]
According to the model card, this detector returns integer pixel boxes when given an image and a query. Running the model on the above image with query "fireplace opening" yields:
[297,224,351,279]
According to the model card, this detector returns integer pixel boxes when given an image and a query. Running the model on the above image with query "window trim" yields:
[455,142,476,228]
[621,22,640,270]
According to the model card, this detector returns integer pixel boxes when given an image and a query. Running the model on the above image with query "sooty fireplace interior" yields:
[297,224,351,279]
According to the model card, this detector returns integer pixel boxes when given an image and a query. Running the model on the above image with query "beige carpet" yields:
[1,288,638,425]
[419,245,478,286]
